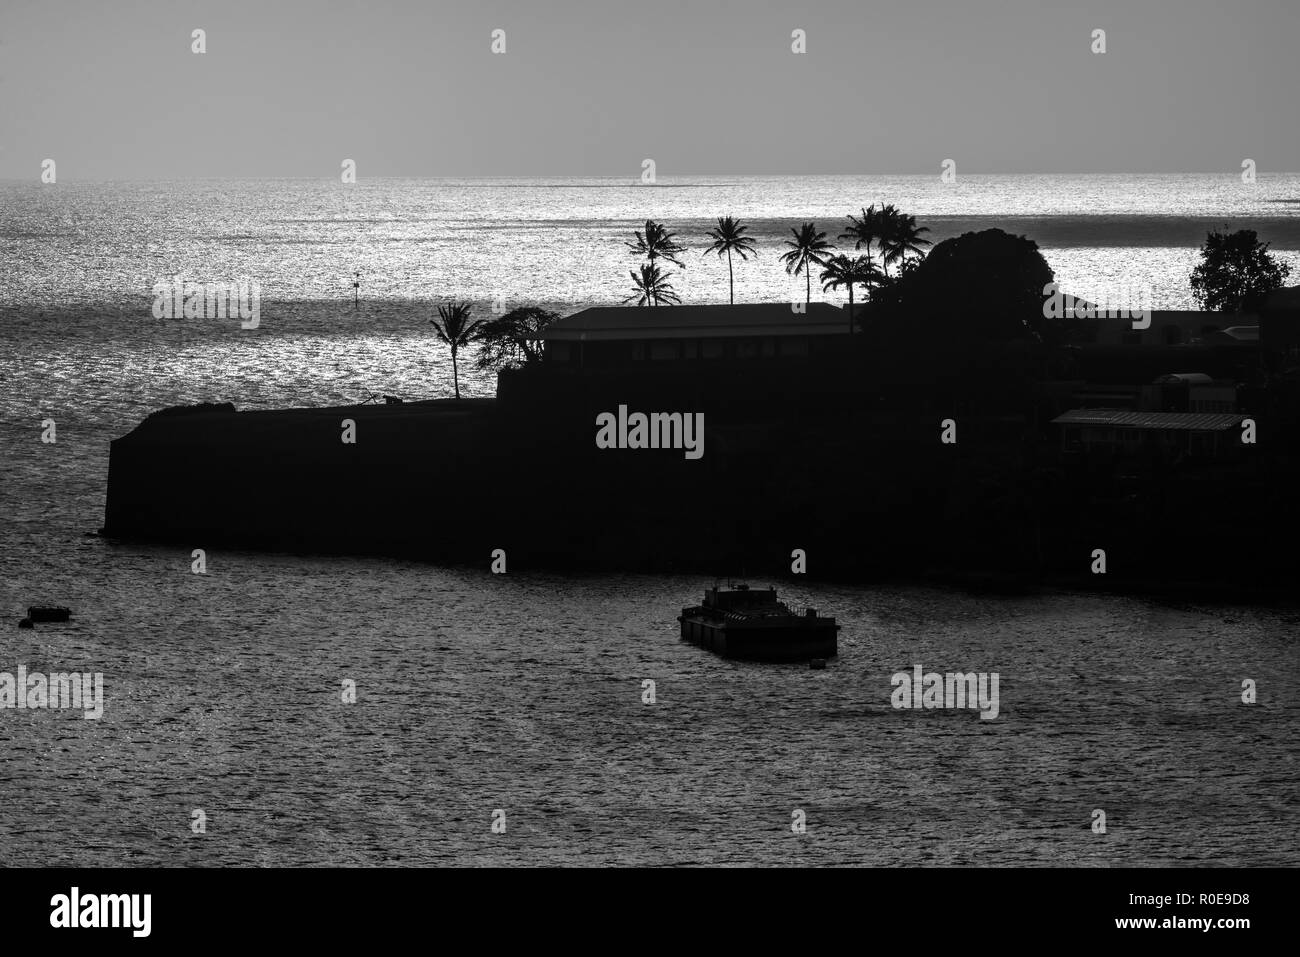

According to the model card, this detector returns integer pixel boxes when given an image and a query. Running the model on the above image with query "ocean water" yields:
[1,175,1298,865]
[1,548,1296,866]
[4,173,1300,424]
[4,173,1300,317]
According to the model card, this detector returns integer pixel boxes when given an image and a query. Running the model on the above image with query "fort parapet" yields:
[102,302,1300,595]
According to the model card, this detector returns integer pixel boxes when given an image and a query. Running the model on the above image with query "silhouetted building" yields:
[1052,408,1247,459]
[1042,373,1236,416]
[1140,373,1237,413]
[1260,285,1300,367]
[1068,310,1255,347]
[542,303,851,367]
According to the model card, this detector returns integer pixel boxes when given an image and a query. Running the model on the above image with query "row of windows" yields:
[632,338,811,360]
[1080,428,1147,443]
[549,337,813,362]
[1075,428,1226,451]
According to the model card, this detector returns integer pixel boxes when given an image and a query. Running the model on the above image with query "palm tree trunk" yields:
[452,346,460,399]
[805,266,811,305]
[848,286,854,333]
[727,248,734,305]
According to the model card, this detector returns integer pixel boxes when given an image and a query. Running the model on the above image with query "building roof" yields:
[1219,326,1260,341]
[543,303,850,341]
[1148,310,1228,324]
[1051,409,1245,431]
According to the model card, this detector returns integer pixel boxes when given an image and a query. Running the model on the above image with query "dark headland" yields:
[103,290,1300,601]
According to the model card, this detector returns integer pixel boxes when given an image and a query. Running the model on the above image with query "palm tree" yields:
[626,219,688,269]
[839,205,887,275]
[819,254,883,331]
[702,216,758,304]
[879,208,931,275]
[429,301,482,399]
[779,222,834,305]
[625,263,681,307]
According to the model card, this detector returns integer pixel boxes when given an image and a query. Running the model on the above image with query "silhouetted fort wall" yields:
[103,317,1300,597]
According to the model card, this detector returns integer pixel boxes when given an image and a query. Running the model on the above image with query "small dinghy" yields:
[27,606,71,623]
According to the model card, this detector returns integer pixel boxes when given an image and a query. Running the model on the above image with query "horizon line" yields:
[4,171,1300,184]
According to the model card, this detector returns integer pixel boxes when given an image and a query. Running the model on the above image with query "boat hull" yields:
[678,614,838,662]
[27,606,71,623]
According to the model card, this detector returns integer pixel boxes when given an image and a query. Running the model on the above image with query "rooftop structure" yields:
[1052,407,1248,459]
[1216,326,1260,342]
[1051,409,1244,431]
[1067,310,1257,347]
[1154,373,1215,385]
[543,303,848,341]
[542,303,851,366]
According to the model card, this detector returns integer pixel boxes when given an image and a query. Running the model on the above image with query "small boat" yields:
[27,606,71,623]
[678,584,839,662]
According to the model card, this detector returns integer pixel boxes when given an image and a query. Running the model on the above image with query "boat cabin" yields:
[702,585,780,610]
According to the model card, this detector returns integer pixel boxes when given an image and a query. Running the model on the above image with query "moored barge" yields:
[678,584,839,661]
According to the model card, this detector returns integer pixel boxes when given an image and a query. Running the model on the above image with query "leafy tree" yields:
[1190,228,1291,312]
[474,306,560,372]
[866,228,1055,346]
[780,222,834,305]
[702,216,758,304]
[428,301,482,399]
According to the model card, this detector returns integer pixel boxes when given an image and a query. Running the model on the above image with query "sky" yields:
[0,0,1296,179]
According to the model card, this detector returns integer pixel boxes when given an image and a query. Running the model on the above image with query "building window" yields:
[631,342,646,361]
[779,338,809,357]
[1122,332,1143,345]
[737,339,759,359]
[650,341,678,360]
[701,338,724,359]
[1163,325,1184,345]
[682,339,698,359]
[1192,400,1231,413]
[549,342,571,362]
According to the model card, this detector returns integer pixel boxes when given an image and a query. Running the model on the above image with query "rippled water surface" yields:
[1,175,1298,865]
[2,420,1297,865]
[1,521,1297,866]
[4,173,1300,315]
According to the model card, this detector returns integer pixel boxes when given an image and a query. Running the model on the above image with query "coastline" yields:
[100,386,1300,607]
